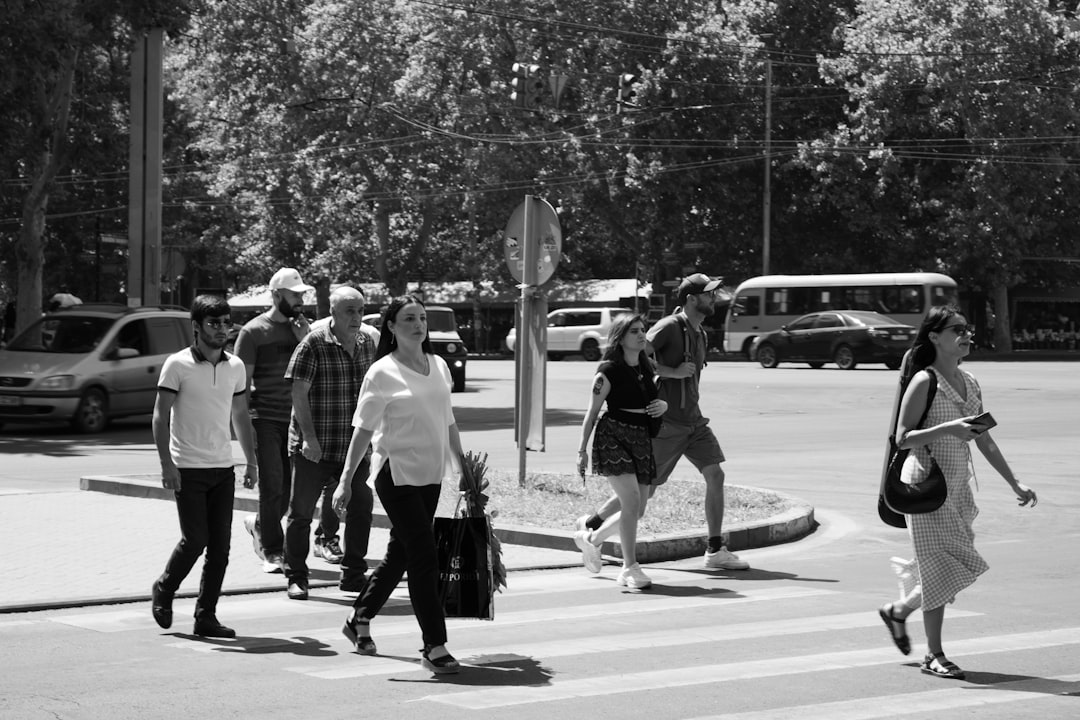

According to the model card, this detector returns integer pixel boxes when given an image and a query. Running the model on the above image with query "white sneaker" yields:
[616,563,652,589]
[575,515,590,533]
[242,514,264,561]
[262,553,284,574]
[704,547,750,570]
[573,530,603,573]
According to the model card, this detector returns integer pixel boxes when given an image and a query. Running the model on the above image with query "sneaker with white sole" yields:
[616,563,652,590]
[262,553,284,574]
[242,514,264,561]
[704,547,750,570]
[575,514,590,533]
[573,529,603,573]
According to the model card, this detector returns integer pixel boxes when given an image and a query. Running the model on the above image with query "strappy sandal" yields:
[920,652,966,679]
[878,603,911,655]
[341,613,377,655]
[421,644,460,675]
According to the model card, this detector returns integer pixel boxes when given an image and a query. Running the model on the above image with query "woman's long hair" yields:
[374,294,434,361]
[601,313,654,381]
[901,304,964,388]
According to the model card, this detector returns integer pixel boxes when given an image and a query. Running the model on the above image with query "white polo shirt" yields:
[158,346,247,468]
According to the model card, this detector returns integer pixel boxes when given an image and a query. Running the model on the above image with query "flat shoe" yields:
[921,652,966,679]
[878,603,910,655]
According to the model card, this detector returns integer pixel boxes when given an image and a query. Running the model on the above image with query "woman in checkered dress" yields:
[878,306,1038,680]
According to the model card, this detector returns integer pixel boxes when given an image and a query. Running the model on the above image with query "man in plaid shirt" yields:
[283,286,376,600]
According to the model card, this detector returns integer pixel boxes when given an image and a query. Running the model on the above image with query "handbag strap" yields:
[915,369,938,430]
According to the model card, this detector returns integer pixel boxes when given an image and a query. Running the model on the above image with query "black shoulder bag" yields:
[878,371,947,527]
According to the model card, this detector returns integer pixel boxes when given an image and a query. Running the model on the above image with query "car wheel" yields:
[833,345,857,370]
[581,338,601,362]
[885,358,902,371]
[452,374,465,393]
[72,388,109,433]
[808,362,825,369]
[757,343,779,368]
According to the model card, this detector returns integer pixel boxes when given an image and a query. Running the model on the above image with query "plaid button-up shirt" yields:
[285,321,376,464]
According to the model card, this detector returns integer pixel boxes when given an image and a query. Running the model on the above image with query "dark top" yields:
[600,360,657,413]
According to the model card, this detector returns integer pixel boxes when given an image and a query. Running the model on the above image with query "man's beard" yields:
[699,302,715,317]
[276,297,298,318]
[200,327,228,349]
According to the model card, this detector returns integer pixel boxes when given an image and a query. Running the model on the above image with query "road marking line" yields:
[424,627,1080,709]
[281,586,840,676]
[682,673,1080,720]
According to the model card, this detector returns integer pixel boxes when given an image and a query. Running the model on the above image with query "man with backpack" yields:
[575,273,750,571]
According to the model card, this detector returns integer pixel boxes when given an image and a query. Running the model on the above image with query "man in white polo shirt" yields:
[151,294,258,638]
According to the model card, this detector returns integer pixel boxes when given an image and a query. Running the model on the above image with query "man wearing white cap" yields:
[235,268,344,572]
[574,272,750,572]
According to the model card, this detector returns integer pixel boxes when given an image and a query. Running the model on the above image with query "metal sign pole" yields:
[517,195,537,487]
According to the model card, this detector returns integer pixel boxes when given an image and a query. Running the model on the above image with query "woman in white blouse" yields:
[332,294,464,674]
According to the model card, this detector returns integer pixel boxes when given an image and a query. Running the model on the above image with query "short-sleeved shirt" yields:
[285,321,376,463]
[647,313,707,424]
[234,313,303,422]
[157,345,247,468]
[353,354,457,487]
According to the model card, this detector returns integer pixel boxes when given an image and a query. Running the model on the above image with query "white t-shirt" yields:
[353,353,457,486]
[158,347,247,468]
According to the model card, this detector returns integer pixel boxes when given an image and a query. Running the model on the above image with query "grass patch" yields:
[437,469,792,536]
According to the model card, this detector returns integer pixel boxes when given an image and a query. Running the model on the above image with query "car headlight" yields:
[38,375,76,390]
[446,343,457,354]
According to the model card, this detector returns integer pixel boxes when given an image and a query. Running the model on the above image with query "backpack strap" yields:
[673,314,706,409]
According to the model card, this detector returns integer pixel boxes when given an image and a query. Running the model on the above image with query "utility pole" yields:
[762,54,772,276]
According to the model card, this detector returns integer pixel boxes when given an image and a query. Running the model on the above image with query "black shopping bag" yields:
[433,516,494,620]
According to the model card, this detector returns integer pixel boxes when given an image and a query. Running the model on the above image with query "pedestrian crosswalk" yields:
[28,565,1080,718]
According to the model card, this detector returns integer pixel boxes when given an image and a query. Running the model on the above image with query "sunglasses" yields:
[940,323,974,337]
[202,318,232,329]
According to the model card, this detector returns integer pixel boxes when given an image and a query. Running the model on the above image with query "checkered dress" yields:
[902,367,989,611]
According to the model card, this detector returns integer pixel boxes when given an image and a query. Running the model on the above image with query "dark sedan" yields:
[752,311,916,370]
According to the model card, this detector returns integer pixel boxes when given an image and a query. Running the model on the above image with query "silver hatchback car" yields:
[0,304,192,432]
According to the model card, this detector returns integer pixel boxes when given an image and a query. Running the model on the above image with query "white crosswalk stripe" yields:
[682,673,1080,720]
[425,628,1080,709]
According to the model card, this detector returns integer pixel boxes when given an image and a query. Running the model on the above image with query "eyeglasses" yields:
[941,323,975,336]
[203,318,232,329]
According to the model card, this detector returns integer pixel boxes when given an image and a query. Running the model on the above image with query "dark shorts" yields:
[652,418,725,486]
[591,414,657,486]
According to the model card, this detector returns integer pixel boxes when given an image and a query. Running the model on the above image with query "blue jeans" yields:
[352,463,446,648]
[157,467,234,618]
[253,419,338,556]
[285,454,372,582]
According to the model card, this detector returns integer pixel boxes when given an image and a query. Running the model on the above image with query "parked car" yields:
[0,304,193,432]
[362,305,467,392]
[751,310,915,370]
[506,306,633,361]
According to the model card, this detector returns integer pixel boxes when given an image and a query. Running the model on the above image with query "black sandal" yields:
[421,644,460,675]
[878,603,911,655]
[920,652,966,679]
[342,613,377,655]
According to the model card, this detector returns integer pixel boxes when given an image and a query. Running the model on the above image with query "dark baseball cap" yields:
[677,273,722,305]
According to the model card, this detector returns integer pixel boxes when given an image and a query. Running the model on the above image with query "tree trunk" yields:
[14,47,79,335]
[991,282,1013,352]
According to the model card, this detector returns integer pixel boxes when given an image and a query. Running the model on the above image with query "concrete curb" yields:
[80,475,815,563]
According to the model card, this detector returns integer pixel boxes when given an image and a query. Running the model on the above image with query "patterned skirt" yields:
[591,413,657,485]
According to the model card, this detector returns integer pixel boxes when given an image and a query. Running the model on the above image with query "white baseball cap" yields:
[269,268,314,293]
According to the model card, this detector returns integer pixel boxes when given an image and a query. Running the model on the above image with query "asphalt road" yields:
[1,360,1077,719]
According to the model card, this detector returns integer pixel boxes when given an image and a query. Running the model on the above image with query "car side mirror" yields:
[111,347,140,360]
[780,325,789,332]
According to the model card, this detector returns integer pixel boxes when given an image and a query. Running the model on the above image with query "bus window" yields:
[732,294,760,320]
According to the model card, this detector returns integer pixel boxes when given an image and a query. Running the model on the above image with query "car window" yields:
[787,316,816,331]
[115,320,149,356]
[426,310,456,332]
[815,314,844,329]
[549,313,567,327]
[146,317,190,354]
[6,316,113,353]
[573,312,601,326]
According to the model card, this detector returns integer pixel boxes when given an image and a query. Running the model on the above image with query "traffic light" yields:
[617,72,637,113]
[510,62,543,110]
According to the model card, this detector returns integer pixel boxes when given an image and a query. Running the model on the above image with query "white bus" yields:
[724,272,959,358]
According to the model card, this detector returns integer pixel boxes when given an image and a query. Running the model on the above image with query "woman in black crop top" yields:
[574,314,667,590]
